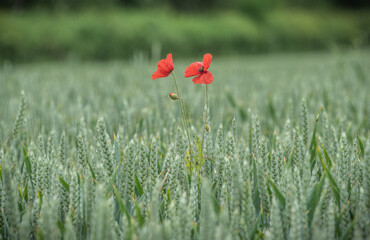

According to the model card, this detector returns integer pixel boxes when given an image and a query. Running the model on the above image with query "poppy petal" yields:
[152,70,169,79]
[184,62,203,78]
[191,75,202,84]
[157,59,174,75]
[166,53,173,65]
[203,53,212,71]
[192,71,214,84]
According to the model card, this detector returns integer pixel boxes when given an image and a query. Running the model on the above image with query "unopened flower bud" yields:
[205,124,211,132]
[169,93,179,100]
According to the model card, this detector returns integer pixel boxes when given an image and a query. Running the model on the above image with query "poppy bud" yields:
[169,93,179,100]
[205,124,211,132]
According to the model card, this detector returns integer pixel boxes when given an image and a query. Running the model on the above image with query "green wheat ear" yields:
[124,139,136,201]
[148,137,158,193]
[97,118,114,177]
[2,164,20,239]
[301,99,309,147]
[12,90,26,139]
[76,134,88,170]
[363,143,370,211]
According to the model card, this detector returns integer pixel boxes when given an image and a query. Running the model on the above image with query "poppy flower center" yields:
[198,66,204,73]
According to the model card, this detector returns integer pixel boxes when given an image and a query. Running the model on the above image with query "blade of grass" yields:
[340,217,356,240]
[252,156,261,211]
[105,164,119,195]
[249,206,263,240]
[134,200,145,227]
[135,173,144,197]
[318,146,340,204]
[112,184,131,222]
[266,174,286,208]
[322,145,332,169]
[21,142,32,179]
[358,135,364,160]
[309,107,322,169]
[59,176,70,192]
[306,175,325,225]
[86,159,97,185]
[114,134,121,165]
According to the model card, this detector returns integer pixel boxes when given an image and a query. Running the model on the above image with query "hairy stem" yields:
[171,72,194,160]
[201,84,209,154]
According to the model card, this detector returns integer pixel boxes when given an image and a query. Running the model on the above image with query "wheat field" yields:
[0,49,369,240]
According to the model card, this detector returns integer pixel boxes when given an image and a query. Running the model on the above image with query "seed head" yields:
[205,124,210,132]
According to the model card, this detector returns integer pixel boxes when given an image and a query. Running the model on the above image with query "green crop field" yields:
[0,49,369,239]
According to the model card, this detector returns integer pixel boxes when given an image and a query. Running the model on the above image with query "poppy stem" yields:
[170,72,194,160]
[171,72,180,97]
[201,84,209,154]
[206,85,209,111]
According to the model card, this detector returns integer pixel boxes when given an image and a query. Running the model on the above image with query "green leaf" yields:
[21,142,32,177]
[84,157,97,185]
[322,145,332,169]
[249,206,263,240]
[114,136,121,165]
[358,135,364,160]
[134,200,145,227]
[23,183,29,203]
[166,188,171,203]
[317,146,340,204]
[112,184,130,222]
[226,91,237,108]
[37,188,43,208]
[76,171,81,185]
[252,157,260,211]
[135,174,144,197]
[309,107,322,151]
[340,217,356,240]
[306,175,325,225]
[18,184,24,201]
[267,97,277,124]
[238,106,247,122]
[105,165,119,195]
[266,174,286,208]
[287,147,294,167]
[309,107,322,168]
[59,176,70,192]
[57,220,66,234]
[309,138,317,169]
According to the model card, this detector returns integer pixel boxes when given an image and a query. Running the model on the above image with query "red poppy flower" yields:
[184,53,214,84]
[152,54,174,80]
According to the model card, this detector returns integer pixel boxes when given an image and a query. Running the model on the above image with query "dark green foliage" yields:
[0,9,368,62]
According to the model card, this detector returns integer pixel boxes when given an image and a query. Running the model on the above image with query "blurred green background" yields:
[0,0,369,62]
